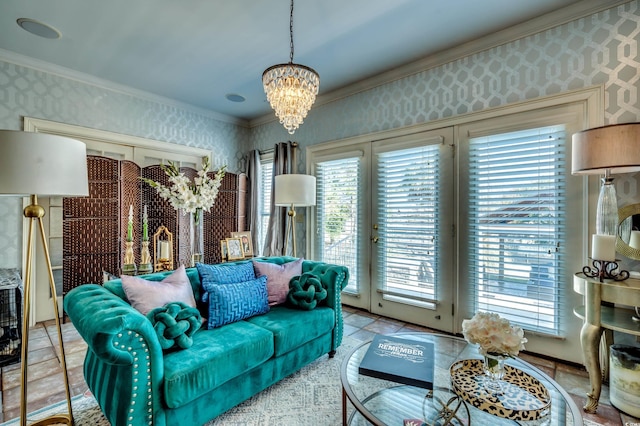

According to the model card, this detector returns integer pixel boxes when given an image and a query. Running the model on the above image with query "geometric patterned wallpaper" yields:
[251,0,640,162]
[250,0,640,259]
[1,1,638,268]
[0,60,249,268]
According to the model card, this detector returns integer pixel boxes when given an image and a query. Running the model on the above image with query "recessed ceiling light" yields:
[225,94,246,103]
[17,18,61,39]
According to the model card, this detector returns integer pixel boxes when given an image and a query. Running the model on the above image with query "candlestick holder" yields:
[138,241,153,274]
[122,241,137,276]
[582,258,629,282]
[154,225,174,272]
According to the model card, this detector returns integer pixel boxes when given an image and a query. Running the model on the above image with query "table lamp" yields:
[0,130,89,426]
[572,123,640,281]
[274,174,316,257]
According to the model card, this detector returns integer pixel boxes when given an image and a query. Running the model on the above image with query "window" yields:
[467,125,566,335]
[315,155,362,293]
[256,154,273,256]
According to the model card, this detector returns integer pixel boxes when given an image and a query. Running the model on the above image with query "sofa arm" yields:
[64,284,167,426]
[301,261,349,353]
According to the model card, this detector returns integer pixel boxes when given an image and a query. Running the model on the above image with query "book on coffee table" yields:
[358,334,434,389]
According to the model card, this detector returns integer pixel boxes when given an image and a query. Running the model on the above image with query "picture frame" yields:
[226,237,245,260]
[231,231,254,257]
[220,240,228,262]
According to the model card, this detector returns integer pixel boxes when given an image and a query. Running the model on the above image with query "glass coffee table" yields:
[341,332,583,425]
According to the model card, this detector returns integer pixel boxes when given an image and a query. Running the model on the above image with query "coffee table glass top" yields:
[341,332,582,426]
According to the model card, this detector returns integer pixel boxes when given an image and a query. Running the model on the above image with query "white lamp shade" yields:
[0,130,89,196]
[274,174,316,207]
[572,123,640,175]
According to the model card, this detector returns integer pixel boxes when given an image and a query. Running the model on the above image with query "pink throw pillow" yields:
[253,258,303,305]
[121,266,196,316]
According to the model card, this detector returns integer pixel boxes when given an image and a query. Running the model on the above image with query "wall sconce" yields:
[153,226,174,272]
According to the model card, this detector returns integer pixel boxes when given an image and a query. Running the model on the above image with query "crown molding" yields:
[249,0,631,129]
[0,48,250,127]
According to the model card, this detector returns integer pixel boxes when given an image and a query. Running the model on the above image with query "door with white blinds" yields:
[370,132,454,330]
[457,104,586,361]
[310,128,455,330]
[313,148,370,310]
[466,126,566,333]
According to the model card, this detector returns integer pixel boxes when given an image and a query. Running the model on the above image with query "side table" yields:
[573,272,640,413]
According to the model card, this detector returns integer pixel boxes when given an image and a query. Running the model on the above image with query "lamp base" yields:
[21,195,73,426]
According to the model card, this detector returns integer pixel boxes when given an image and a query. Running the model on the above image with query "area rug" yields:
[1,335,606,426]
[2,335,360,426]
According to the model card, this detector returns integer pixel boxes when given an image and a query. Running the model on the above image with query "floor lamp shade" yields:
[275,174,316,207]
[0,130,88,426]
[0,130,89,196]
[274,174,316,257]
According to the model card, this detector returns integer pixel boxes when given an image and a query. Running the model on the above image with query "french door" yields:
[310,128,455,331]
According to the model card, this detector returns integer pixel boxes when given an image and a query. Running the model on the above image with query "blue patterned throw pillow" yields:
[206,276,269,328]
[196,262,256,291]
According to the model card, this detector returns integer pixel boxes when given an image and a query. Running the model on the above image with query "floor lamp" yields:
[274,174,316,257]
[0,130,89,426]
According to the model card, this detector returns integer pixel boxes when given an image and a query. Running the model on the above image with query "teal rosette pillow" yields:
[287,272,328,310]
[147,301,202,350]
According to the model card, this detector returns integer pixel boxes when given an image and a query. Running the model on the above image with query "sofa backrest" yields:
[104,267,202,301]
[102,256,300,303]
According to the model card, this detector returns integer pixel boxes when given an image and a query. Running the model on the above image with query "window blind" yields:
[377,145,439,303]
[256,158,273,256]
[468,125,566,335]
[316,156,362,293]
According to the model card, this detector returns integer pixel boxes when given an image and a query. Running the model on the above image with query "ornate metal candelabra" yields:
[582,258,629,283]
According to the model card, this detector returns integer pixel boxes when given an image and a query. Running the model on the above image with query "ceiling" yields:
[0,0,607,124]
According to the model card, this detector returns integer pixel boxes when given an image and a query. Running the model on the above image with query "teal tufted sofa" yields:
[63,257,349,426]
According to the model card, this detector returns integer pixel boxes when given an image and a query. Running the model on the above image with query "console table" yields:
[572,272,640,413]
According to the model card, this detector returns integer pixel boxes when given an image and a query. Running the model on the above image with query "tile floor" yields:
[0,307,638,425]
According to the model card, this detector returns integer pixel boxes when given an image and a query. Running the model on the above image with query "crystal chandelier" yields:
[262,0,320,135]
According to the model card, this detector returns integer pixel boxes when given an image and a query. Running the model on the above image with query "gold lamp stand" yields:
[284,203,297,257]
[20,195,73,426]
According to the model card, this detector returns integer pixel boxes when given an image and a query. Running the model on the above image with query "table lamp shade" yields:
[275,174,316,207]
[0,130,89,196]
[571,123,640,175]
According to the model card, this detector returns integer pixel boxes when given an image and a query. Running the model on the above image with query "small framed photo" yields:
[220,240,228,262]
[231,231,253,257]
[226,237,245,260]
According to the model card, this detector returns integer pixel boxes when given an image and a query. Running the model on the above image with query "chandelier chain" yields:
[262,0,319,134]
[289,0,294,63]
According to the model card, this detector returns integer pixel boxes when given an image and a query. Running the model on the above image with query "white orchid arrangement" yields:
[462,311,527,358]
[142,157,226,223]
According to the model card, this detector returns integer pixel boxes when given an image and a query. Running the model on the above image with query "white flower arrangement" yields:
[461,311,527,358]
[142,157,226,222]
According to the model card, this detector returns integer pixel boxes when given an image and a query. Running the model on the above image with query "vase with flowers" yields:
[462,311,527,394]
[142,157,226,266]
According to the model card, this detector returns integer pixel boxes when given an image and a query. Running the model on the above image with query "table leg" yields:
[342,387,347,426]
[580,320,604,413]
